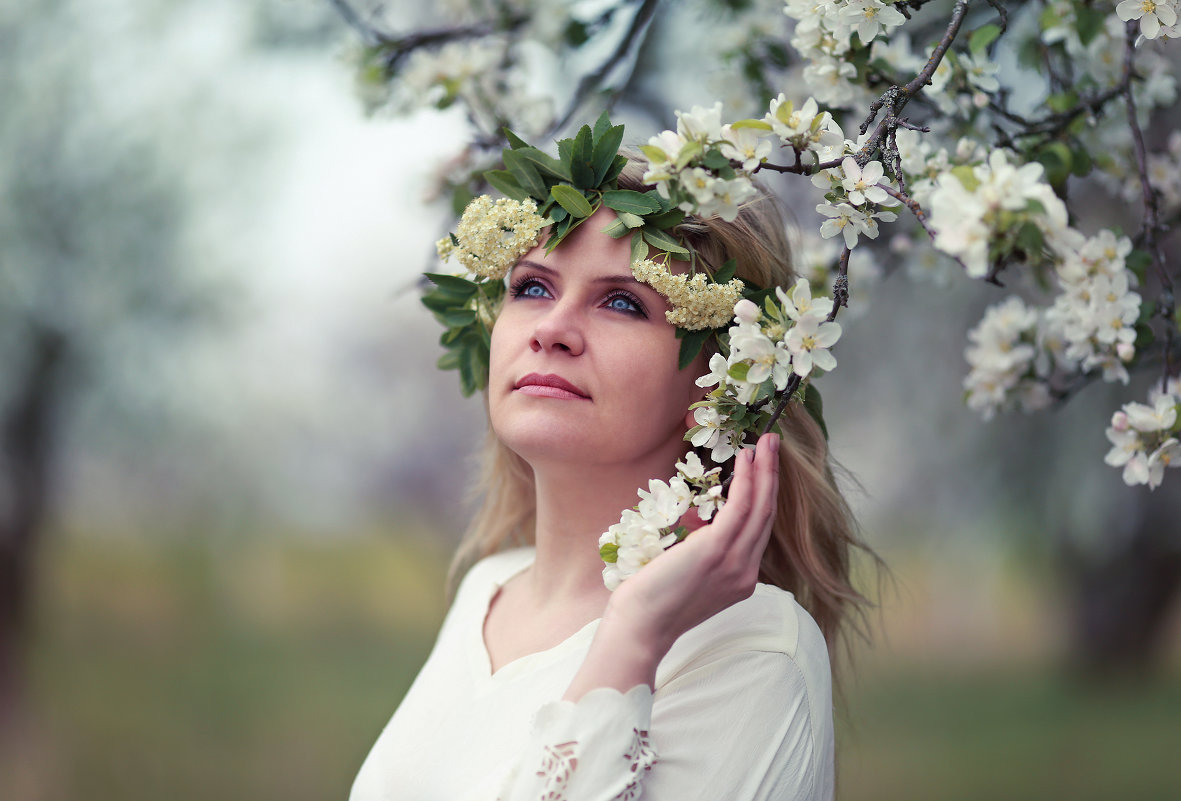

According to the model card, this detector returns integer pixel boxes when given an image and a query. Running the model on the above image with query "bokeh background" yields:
[2,2,1180,800]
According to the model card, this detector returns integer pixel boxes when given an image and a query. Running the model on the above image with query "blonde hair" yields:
[448,156,876,662]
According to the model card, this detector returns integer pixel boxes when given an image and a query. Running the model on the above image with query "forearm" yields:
[562,616,670,702]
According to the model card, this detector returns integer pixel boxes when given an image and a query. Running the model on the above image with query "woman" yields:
[350,156,871,801]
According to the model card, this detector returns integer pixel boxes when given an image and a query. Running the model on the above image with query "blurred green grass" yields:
[8,534,1181,801]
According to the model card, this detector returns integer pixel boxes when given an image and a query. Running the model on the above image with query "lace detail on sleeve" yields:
[614,728,656,801]
[537,741,578,799]
[500,685,656,801]
[530,728,656,801]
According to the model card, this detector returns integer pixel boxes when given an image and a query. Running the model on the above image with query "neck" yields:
[527,455,680,608]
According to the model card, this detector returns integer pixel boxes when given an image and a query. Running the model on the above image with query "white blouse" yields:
[350,547,834,801]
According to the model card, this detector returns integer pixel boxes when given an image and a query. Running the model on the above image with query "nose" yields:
[530,300,585,356]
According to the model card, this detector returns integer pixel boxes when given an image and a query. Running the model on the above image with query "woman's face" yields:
[488,206,705,472]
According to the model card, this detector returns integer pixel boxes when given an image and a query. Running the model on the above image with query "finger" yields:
[707,445,756,543]
[745,432,780,556]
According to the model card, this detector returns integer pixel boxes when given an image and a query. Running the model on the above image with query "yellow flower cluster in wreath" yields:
[436,195,546,280]
[631,258,745,330]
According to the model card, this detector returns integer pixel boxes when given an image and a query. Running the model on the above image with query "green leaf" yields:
[969,24,1001,57]
[502,149,547,199]
[712,258,737,284]
[484,169,529,201]
[1076,6,1106,45]
[604,154,628,185]
[729,118,773,131]
[728,362,751,382]
[675,140,704,170]
[640,144,670,164]
[551,184,594,217]
[421,292,460,314]
[570,124,595,188]
[617,211,644,229]
[630,231,649,264]
[591,123,626,185]
[436,350,460,371]
[1046,91,1079,113]
[646,209,685,229]
[1034,142,1072,186]
[592,110,611,142]
[602,189,663,215]
[438,308,478,327]
[516,146,571,181]
[703,148,731,171]
[424,273,479,298]
[504,128,530,149]
[951,165,980,192]
[599,542,619,563]
[678,328,713,370]
[642,227,690,257]
[1014,221,1045,256]
[1070,147,1093,178]
[601,217,631,239]
[1127,249,1151,284]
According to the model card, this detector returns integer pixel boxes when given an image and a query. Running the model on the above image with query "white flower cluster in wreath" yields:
[928,150,1068,279]
[598,452,726,590]
[691,283,840,462]
[1105,378,1181,489]
[436,195,546,280]
[631,258,745,330]
[783,0,906,107]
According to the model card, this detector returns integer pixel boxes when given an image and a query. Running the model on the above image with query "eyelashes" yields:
[508,274,649,319]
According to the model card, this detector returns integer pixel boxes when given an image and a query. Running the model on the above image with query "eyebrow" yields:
[514,259,644,286]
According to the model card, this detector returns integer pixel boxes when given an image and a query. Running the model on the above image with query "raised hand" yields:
[564,433,780,701]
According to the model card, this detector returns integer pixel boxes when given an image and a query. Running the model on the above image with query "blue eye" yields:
[509,276,551,299]
[604,292,646,317]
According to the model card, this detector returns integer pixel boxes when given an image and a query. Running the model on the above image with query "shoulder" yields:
[453,546,536,601]
[655,583,830,690]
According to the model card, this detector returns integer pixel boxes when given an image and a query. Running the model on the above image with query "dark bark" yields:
[1062,491,1181,676]
[0,324,69,722]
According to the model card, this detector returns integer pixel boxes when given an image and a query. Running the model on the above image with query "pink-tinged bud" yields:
[1112,411,1130,431]
[1117,342,1135,362]
[972,92,989,109]
[733,298,760,324]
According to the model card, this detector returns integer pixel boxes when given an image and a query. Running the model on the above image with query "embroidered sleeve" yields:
[498,684,657,801]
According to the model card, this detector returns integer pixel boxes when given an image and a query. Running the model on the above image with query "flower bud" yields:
[1112,410,1130,431]
[733,298,761,324]
[1117,342,1135,362]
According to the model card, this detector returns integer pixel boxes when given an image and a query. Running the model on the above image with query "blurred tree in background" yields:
[0,0,352,717]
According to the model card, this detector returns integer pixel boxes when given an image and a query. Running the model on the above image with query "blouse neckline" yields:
[468,548,602,684]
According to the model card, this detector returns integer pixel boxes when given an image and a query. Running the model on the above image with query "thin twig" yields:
[1121,21,1177,389]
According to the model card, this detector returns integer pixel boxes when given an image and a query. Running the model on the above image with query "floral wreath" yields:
[423,112,841,590]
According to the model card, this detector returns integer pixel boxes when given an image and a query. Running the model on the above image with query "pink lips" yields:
[514,373,591,400]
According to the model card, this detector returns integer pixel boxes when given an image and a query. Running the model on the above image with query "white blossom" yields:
[1116,0,1179,40]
